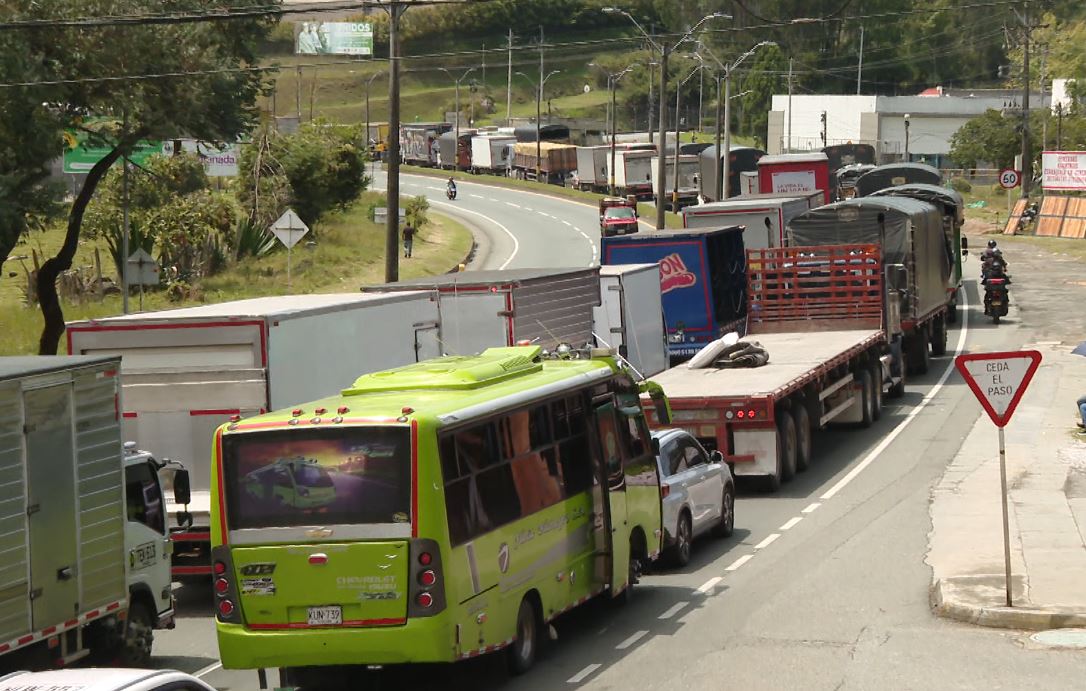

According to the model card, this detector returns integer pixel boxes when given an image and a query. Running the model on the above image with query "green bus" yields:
[211,345,669,679]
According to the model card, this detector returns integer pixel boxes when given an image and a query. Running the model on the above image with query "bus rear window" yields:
[222,427,411,530]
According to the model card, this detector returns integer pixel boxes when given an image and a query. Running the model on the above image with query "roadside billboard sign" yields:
[1041,151,1086,191]
[162,140,240,177]
[295,22,373,55]
[62,132,161,174]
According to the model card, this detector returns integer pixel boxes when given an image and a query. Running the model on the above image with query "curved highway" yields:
[152,177,1086,690]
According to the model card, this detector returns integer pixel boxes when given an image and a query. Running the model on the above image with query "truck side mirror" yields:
[173,468,192,506]
[960,236,969,255]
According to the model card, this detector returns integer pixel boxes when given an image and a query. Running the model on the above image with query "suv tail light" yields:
[660,483,671,499]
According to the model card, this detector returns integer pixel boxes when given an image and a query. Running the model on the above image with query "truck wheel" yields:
[930,315,948,356]
[793,404,812,472]
[858,370,874,428]
[777,409,797,482]
[869,364,884,421]
[507,597,541,675]
[919,327,932,373]
[947,300,958,324]
[119,602,154,667]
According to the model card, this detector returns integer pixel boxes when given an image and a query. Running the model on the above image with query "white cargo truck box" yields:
[650,154,701,200]
[66,292,441,576]
[681,192,822,249]
[365,268,601,357]
[0,356,128,662]
[611,149,655,196]
[594,264,668,377]
[575,145,609,190]
[471,134,515,172]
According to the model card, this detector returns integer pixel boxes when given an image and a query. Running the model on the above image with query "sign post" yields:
[270,209,310,290]
[998,168,1020,219]
[954,350,1042,607]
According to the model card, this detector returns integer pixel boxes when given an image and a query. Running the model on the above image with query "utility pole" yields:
[714,70,723,200]
[386,2,404,283]
[482,44,486,85]
[1017,1,1035,199]
[698,63,704,135]
[657,45,669,227]
[648,60,655,141]
[506,29,514,125]
[610,75,617,195]
[538,26,544,181]
[121,109,130,314]
[296,65,303,121]
[1056,103,1063,149]
[786,57,794,153]
[856,25,864,95]
[821,111,827,145]
[1040,44,1048,151]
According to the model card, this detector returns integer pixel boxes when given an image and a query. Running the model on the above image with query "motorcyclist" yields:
[446,177,457,198]
[982,249,1010,284]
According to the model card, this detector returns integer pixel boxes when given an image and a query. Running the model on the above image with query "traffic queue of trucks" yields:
[6,155,961,680]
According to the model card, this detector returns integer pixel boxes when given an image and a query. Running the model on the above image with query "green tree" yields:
[239,119,369,230]
[8,0,275,354]
[949,108,1043,169]
[738,44,787,147]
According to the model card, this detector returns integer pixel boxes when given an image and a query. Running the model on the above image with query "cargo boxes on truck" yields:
[594,264,669,377]
[471,134,515,174]
[757,153,831,205]
[681,192,822,250]
[511,142,577,183]
[650,153,700,209]
[66,292,443,577]
[364,267,602,357]
[601,226,747,360]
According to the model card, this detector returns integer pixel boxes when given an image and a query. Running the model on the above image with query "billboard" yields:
[162,139,240,177]
[1041,151,1086,191]
[62,130,161,174]
[295,22,373,55]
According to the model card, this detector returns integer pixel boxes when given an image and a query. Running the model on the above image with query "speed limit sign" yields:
[999,168,1021,189]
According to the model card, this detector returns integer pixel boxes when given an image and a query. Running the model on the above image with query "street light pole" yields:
[440,67,476,173]
[714,70,723,200]
[673,63,702,210]
[604,7,729,229]
[516,70,560,182]
[904,113,911,161]
[610,75,617,195]
[364,71,383,167]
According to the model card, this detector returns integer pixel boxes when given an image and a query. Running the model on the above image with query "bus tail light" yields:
[408,539,446,618]
[210,546,242,625]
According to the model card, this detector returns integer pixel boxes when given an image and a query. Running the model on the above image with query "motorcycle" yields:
[446,185,457,200]
[982,262,1010,324]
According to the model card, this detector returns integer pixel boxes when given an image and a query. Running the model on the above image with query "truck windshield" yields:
[222,427,411,530]
[605,207,635,219]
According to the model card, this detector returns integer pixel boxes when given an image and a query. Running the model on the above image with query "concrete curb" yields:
[932,577,1086,631]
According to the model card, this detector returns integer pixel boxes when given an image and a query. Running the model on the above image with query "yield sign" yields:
[270,208,310,249]
[954,350,1042,427]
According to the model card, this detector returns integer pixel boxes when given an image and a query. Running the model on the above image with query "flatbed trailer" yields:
[645,244,899,491]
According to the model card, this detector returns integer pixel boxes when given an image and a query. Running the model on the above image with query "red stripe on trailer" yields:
[0,598,126,657]
[41,626,56,635]
[123,412,138,418]
[190,409,241,416]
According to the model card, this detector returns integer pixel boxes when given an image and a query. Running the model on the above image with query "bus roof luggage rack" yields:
[343,346,543,395]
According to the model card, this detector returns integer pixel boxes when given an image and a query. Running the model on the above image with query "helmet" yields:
[987,239,997,249]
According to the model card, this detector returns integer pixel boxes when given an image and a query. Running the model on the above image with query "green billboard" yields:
[62,130,163,174]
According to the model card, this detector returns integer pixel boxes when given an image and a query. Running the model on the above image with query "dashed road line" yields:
[616,630,649,650]
[754,533,781,550]
[523,207,533,212]
[696,577,723,594]
[802,502,821,513]
[568,664,602,684]
[725,554,753,571]
[563,220,573,226]
[470,193,484,199]
[504,201,521,208]
[658,602,689,620]
[779,516,803,531]
[195,662,222,678]
[819,291,970,501]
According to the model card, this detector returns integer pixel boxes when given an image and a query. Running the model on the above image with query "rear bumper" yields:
[217,619,455,668]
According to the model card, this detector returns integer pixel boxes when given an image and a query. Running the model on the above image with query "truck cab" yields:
[599,196,639,237]
[122,444,188,665]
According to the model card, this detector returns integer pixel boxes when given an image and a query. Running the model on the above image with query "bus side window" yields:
[619,411,650,461]
[556,396,592,496]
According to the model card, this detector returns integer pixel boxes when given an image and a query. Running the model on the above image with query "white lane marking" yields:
[616,630,649,650]
[820,292,971,501]
[425,185,442,192]
[802,502,821,513]
[195,662,222,678]
[568,664,602,684]
[658,602,689,620]
[563,220,573,226]
[470,193,484,199]
[754,533,780,550]
[779,516,803,531]
[523,207,534,212]
[725,554,753,571]
[504,201,521,208]
[426,200,520,269]
[697,576,723,594]
[573,226,584,233]
[577,231,591,239]
[488,197,499,202]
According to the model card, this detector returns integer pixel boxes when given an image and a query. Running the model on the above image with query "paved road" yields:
[151,184,1086,690]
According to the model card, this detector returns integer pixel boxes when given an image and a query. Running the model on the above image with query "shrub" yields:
[949,177,972,194]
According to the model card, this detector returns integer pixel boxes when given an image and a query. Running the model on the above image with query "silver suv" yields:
[652,429,736,567]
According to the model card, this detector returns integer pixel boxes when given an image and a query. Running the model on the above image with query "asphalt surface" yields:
[151,183,1086,690]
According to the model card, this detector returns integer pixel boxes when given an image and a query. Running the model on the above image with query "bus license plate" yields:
[307,606,342,626]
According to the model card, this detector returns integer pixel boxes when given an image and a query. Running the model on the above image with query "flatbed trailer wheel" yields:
[869,363,884,421]
[777,408,797,483]
[858,369,874,428]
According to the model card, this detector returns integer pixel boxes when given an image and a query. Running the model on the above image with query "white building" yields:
[1051,78,1078,113]
[768,89,1049,166]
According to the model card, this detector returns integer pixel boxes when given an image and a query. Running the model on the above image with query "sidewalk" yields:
[927,344,1086,630]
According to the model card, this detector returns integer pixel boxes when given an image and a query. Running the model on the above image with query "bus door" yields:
[592,398,630,595]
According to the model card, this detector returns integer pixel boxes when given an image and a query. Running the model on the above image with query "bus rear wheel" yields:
[508,597,541,675]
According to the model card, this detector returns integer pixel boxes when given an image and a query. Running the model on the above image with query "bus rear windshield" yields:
[222,427,411,530]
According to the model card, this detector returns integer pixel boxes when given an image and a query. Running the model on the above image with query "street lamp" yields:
[700,40,776,200]
[903,113,911,161]
[439,67,477,172]
[516,69,561,182]
[592,64,639,196]
[672,59,704,210]
[604,6,730,228]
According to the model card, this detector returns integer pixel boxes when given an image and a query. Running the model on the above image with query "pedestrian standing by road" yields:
[402,222,415,258]
[1077,394,1086,432]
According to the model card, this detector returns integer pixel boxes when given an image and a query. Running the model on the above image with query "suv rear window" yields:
[222,427,411,530]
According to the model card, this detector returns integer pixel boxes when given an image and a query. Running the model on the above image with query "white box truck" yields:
[575,145,609,191]
[365,268,601,357]
[610,149,655,198]
[0,356,179,668]
[651,153,701,210]
[66,292,441,578]
[470,134,515,174]
[594,264,668,377]
[681,192,823,249]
